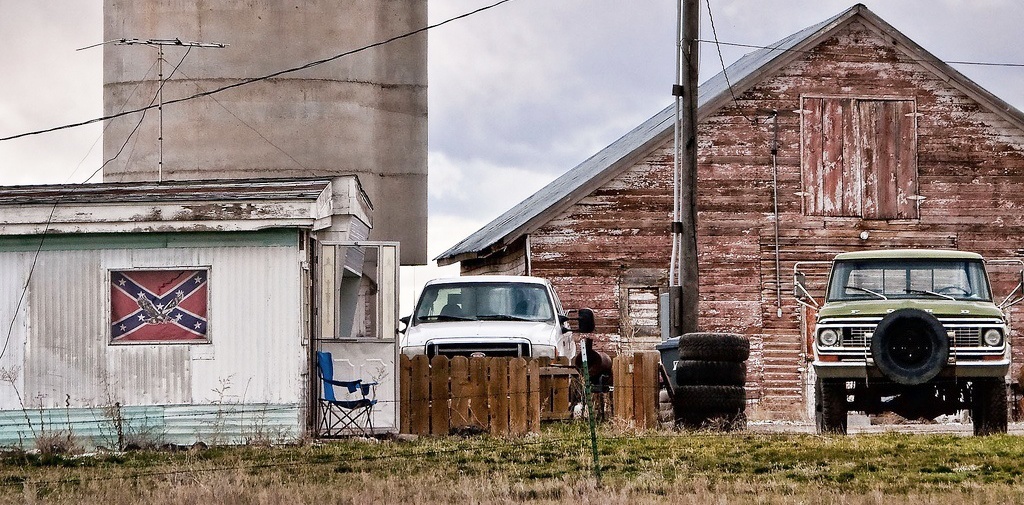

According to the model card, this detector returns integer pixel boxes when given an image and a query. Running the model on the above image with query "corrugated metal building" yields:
[0,177,399,447]
[436,4,1024,418]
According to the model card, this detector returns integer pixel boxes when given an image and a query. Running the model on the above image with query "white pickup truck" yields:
[399,275,594,359]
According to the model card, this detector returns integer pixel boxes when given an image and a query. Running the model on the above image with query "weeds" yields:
[0,425,1022,503]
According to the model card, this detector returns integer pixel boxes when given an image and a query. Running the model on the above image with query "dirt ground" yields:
[747,416,1024,435]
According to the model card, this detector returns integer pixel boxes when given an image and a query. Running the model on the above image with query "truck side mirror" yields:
[398,315,410,333]
[577,308,595,333]
[564,308,595,333]
[794,272,807,299]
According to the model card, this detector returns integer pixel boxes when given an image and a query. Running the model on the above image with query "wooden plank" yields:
[821,97,844,216]
[490,358,510,436]
[469,357,489,428]
[509,358,527,435]
[876,100,898,219]
[537,356,552,417]
[411,354,430,436]
[399,355,411,434]
[841,97,861,216]
[551,357,571,420]
[859,99,880,219]
[640,351,660,429]
[626,352,643,428]
[613,355,633,423]
[449,356,472,429]
[801,97,824,215]
[430,355,450,436]
[527,359,541,433]
[895,99,918,219]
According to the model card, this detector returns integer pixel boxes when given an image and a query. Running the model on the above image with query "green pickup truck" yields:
[795,249,1023,435]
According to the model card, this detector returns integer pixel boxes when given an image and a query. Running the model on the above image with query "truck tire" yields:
[870,309,949,385]
[972,379,1008,436]
[815,378,848,435]
[675,360,746,386]
[673,384,746,414]
[677,333,750,362]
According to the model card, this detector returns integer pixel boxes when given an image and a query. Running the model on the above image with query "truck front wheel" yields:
[815,378,848,435]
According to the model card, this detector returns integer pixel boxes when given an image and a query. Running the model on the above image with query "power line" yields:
[0,0,514,143]
[703,0,757,124]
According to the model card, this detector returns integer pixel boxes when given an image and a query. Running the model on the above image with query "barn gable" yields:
[437,3,1024,267]
[437,4,1024,418]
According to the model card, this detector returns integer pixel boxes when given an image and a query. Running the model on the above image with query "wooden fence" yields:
[399,355,577,436]
[611,351,661,429]
[398,351,662,436]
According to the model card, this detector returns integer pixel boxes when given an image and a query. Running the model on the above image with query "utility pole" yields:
[670,0,700,335]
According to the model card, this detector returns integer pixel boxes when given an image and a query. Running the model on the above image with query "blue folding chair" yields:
[316,351,378,437]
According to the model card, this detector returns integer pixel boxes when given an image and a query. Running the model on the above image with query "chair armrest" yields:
[323,377,364,394]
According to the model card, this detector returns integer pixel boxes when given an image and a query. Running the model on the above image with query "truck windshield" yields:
[413,282,555,323]
[826,259,992,302]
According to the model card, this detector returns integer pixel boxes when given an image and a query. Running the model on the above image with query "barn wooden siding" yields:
[479,19,1024,417]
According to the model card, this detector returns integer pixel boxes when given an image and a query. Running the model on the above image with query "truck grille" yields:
[426,342,531,358]
[843,326,982,347]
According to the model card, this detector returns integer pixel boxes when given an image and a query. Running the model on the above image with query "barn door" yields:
[312,241,400,435]
[801,96,919,220]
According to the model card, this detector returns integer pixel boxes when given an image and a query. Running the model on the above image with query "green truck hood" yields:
[817,299,1005,319]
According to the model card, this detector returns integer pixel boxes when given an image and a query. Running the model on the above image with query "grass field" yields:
[2,424,1024,504]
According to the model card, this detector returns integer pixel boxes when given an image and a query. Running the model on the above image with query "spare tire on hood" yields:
[870,308,949,385]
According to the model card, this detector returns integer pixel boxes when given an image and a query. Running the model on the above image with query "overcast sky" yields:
[3,1,1024,308]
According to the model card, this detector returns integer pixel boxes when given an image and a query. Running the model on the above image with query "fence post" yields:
[399,355,411,434]
[450,356,472,429]
[411,354,431,435]
[527,359,541,432]
[491,358,510,435]
[509,357,528,434]
[430,355,451,435]
[469,357,489,429]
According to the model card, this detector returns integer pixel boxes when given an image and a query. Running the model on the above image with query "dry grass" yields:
[0,424,1023,504]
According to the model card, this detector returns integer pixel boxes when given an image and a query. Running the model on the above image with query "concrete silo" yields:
[102,1,427,264]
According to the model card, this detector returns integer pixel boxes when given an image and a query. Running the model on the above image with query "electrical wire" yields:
[0,47,195,364]
[0,0,514,143]
[172,68,311,172]
[704,0,758,124]
[0,0,515,363]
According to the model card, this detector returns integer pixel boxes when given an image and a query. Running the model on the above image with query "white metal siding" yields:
[0,243,304,411]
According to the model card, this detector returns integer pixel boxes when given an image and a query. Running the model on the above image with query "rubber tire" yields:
[675,360,746,386]
[972,379,1008,436]
[870,308,949,385]
[677,332,750,362]
[673,384,746,413]
[815,378,848,435]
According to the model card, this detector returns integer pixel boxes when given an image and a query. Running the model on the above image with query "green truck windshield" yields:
[826,258,992,302]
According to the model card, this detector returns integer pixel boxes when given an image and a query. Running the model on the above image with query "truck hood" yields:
[817,299,1004,319]
[402,320,560,345]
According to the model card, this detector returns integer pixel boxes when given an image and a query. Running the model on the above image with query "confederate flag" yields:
[110,269,209,343]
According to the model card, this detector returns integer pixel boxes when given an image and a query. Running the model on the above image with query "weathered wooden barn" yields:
[0,177,400,447]
[436,4,1024,416]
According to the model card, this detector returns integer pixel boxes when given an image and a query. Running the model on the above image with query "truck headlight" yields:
[983,328,1003,347]
[818,328,840,347]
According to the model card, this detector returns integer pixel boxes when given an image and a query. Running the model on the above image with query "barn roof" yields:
[436,3,1024,266]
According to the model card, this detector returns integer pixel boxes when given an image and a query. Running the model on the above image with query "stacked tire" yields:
[673,332,749,430]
